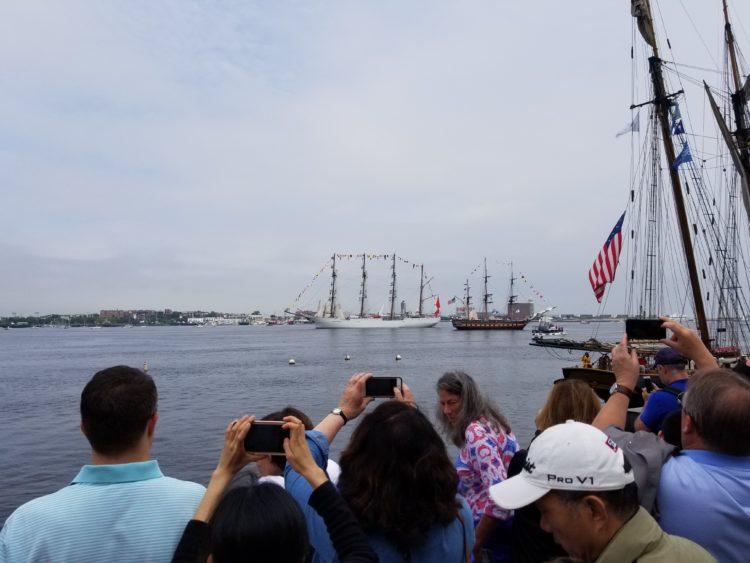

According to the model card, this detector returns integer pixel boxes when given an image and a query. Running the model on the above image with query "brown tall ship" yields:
[452,259,532,330]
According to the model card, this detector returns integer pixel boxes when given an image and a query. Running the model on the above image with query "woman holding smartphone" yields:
[285,373,475,562]
[436,371,519,563]
[171,415,376,563]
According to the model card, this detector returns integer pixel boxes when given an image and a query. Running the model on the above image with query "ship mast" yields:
[464,279,472,319]
[417,263,425,317]
[633,0,710,345]
[389,253,397,320]
[723,0,745,98]
[507,261,517,318]
[714,0,750,221]
[359,253,367,318]
[482,258,492,320]
[329,253,337,319]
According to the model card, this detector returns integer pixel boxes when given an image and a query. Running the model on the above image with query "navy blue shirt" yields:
[640,377,687,431]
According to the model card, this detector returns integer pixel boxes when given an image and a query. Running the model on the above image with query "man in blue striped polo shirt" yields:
[0,366,205,562]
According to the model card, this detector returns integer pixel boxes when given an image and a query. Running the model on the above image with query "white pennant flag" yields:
[615,111,640,138]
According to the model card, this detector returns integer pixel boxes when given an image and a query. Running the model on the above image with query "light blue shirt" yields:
[0,460,205,563]
[285,430,475,563]
[658,450,750,563]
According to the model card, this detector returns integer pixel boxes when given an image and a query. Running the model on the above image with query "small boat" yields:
[531,307,565,339]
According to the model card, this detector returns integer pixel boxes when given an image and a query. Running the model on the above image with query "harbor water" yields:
[0,321,623,522]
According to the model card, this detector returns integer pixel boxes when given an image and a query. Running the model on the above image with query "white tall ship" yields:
[313,253,440,329]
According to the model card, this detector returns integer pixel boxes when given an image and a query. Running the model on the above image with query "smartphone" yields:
[365,376,403,398]
[643,377,655,393]
[243,421,290,455]
[625,318,666,340]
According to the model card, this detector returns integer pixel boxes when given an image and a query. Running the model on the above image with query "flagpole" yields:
[638,1,710,345]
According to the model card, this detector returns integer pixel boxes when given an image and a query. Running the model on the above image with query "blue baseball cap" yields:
[653,347,687,366]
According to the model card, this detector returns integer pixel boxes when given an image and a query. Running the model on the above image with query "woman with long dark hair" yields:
[285,373,474,562]
[436,371,518,562]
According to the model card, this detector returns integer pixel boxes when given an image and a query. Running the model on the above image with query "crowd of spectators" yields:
[1,319,748,562]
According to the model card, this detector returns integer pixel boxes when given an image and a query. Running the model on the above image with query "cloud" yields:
[1,0,748,315]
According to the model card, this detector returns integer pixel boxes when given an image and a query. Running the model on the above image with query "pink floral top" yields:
[456,417,519,524]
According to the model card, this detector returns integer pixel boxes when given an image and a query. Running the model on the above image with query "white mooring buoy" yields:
[395,354,402,361]
[288,358,296,365]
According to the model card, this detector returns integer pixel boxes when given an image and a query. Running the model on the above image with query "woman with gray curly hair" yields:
[436,371,518,563]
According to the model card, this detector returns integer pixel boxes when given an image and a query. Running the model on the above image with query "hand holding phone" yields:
[244,421,290,455]
[365,376,403,398]
[625,318,666,340]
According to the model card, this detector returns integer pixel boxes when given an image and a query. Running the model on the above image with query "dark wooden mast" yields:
[507,261,517,317]
[723,0,750,207]
[464,279,472,319]
[635,1,710,345]
[482,258,492,320]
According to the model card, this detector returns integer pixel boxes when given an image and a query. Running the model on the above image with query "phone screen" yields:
[625,318,666,340]
[365,377,402,398]
[244,422,289,454]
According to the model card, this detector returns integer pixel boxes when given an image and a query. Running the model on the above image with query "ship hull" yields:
[562,367,649,408]
[314,317,440,329]
[451,318,528,330]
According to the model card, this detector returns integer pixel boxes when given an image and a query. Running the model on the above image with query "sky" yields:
[2,0,750,316]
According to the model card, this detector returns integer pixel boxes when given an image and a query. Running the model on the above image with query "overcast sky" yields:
[2,1,749,315]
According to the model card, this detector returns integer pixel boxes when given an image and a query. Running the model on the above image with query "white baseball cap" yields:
[489,421,634,510]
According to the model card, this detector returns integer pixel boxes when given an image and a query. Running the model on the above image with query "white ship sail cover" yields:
[631,0,657,50]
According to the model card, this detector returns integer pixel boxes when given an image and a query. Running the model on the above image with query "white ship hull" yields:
[314,316,440,329]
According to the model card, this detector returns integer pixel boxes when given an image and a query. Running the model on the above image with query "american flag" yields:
[589,212,625,303]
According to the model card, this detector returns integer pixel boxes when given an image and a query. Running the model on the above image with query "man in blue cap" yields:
[635,347,688,433]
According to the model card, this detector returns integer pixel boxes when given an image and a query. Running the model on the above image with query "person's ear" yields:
[146,412,159,438]
[582,495,609,525]
[681,411,696,436]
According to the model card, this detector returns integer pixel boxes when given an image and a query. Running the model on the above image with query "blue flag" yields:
[672,143,692,170]
[670,104,685,135]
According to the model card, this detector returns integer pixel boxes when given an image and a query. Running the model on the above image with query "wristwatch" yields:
[610,383,636,400]
[331,407,348,424]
